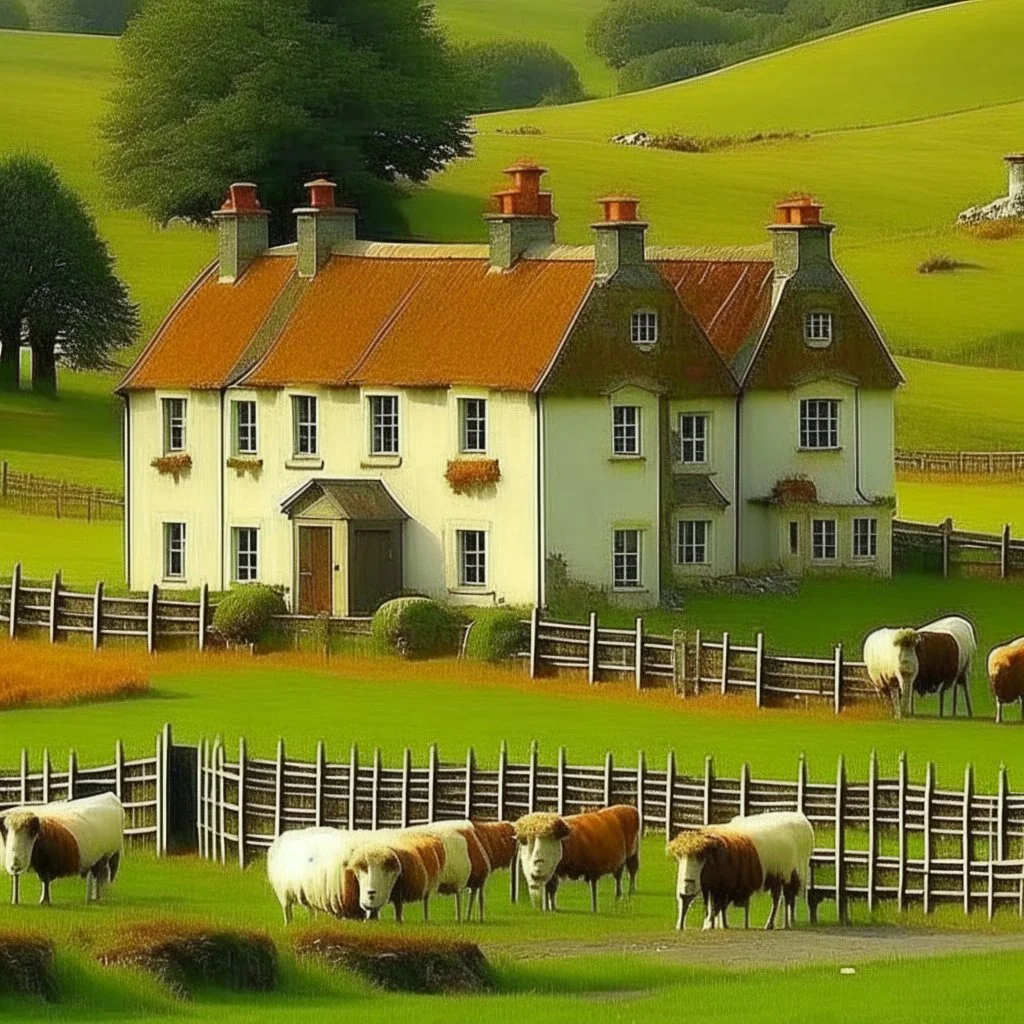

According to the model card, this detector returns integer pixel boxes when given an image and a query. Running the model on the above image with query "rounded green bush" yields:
[371,597,464,659]
[464,608,528,663]
[211,585,286,646]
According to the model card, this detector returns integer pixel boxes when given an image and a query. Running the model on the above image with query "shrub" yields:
[464,608,527,663]
[211,585,286,647]
[0,0,29,29]
[917,255,974,274]
[618,42,724,91]
[458,40,584,112]
[26,0,138,34]
[371,597,464,659]
[0,931,56,1000]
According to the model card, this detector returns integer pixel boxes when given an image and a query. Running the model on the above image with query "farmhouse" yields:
[118,167,901,613]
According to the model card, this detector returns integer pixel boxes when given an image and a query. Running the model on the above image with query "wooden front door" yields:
[297,525,332,614]
[350,528,400,615]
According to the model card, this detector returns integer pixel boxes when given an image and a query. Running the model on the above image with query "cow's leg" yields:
[953,680,960,717]
[1020,696,1024,722]
[765,885,781,930]
[478,885,485,923]
[423,896,430,923]
[626,851,640,895]
[997,700,1003,725]
[11,874,20,906]
[718,901,729,929]
[589,878,599,914]
[393,899,404,924]
[39,879,51,906]
[281,900,293,926]
[546,878,559,913]
[938,685,946,718]
[702,902,715,931]
[962,673,973,717]
[455,890,462,923]
[676,898,687,931]
[743,900,750,929]
[466,889,477,922]
[614,868,624,900]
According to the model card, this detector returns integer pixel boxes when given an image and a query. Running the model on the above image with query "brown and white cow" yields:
[988,637,1024,724]
[346,832,446,922]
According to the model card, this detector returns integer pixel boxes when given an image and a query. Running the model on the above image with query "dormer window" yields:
[805,311,833,347]
[630,310,658,347]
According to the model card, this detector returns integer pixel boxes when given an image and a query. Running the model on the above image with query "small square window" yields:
[630,310,658,346]
[460,398,487,453]
[677,520,710,565]
[458,530,487,587]
[812,519,837,561]
[799,399,839,449]
[680,414,708,464]
[234,527,258,582]
[162,398,187,454]
[163,522,186,580]
[789,521,799,556]
[805,311,833,346]
[612,406,640,455]
[234,400,257,455]
[293,396,318,456]
[853,517,877,559]
[370,395,400,455]
[613,529,642,587]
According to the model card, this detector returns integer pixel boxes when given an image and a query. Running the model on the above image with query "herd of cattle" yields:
[1,792,816,931]
[863,615,1024,721]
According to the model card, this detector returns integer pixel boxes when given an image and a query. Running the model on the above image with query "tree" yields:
[0,155,139,394]
[25,0,138,34]
[100,0,471,242]
[0,0,30,30]
[618,42,724,92]
[458,40,585,113]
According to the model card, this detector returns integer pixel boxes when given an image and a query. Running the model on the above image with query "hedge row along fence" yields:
[5,726,1024,923]
[895,449,1024,478]
[893,518,1024,579]
[0,460,123,521]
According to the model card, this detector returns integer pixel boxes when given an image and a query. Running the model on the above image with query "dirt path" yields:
[489,927,1024,969]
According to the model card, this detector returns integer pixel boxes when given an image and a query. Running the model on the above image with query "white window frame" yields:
[677,520,711,565]
[679,413,708,465]
[852,517,878,559]
[234,399,258,456]
[369,394,400,456]
[460,398,487,454]
[163,522,186,580]
[613,529,642,588]
[292,395,318,456]
[805,311,834,347]
[612,405,641,456]
[233,527,259,582]
[799,399,840,450]
[457,529,487,587]
[630,309,659,347]
[812,518,837,561]
[162,397,187,454]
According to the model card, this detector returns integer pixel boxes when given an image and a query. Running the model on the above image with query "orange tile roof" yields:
[119,256,295,391]
[655,260,774,366]
[243,256,594,391]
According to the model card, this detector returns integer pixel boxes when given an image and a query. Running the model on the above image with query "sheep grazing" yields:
[347,833,446,922]
[405,821,489,922]
[0,792,124,906]
[862,627,919,716]
[467,820,517,921]
[918,615,977,717]
[266,827,361,925]
[669,811,813,931]
[513,805,640,913]
[988,637,1024,723]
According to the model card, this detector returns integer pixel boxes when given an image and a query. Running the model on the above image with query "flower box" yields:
[769,475,817,506]
[226,456,264,478]
[445,458,501,495]
[151,453,192,482]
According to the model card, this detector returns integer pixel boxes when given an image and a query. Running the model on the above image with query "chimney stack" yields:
[484,162,556,269]
[592,195,647,281]
[212,183,269,283]
[767,196,834,281]
[294,177,357,278]
[1006,155,1024,204]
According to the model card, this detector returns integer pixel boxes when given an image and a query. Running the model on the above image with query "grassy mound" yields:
[371,597,465,659]
[294,927,495,994]
[0,930,56,1000]
[94,922,276,998]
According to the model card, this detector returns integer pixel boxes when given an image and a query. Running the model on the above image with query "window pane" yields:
[613,406,639,455]
[236,401,257,454]
[164,522,186,579]
[800,399,838,449]
[812,519,836,560]
[853,517,877,558]
[630,311,658,345]
[371,396,399,455]
[163,398,186,452]
[805,312,833,342]
[294,396,317,455]
[680,414,707,463]
[613,529,641,586]
[458,530,486,586]
[677,520,709,564]
[234,528,258,582]
[461,399,487,453]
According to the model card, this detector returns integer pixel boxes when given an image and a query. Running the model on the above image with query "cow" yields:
[988,637,1024,724]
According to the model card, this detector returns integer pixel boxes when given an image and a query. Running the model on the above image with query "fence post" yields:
[604,751,614,807]
[314,740,325,828]
[197,739,206,860]
[754,632,765,708]
[217,740,227,865]
[963,762,974,915]
[739,761,749,817]
[274,738,285,839]
[703,755,713,825]
[0,459,7,497]
[159,726,173,857]
[672,629,686,697]
[198,583,209,651]
[19,748,28,806]
[8,562,20,640]
[147,583,158,654]
[528,740,538,813]
[867,749,877,913]
[48,571,61,644]
[371,749,381,831]
[528,606,540,678]
[833,644,843,715]
[67,748,77,801]
[464,747,475,819]
[693,629,703,695]
[923,761,934,914]
[941,517,952,579]
[348,744,359,830]
[634,616,644,691]
[637,750,646,833]
[154,731,163,857]
[587,611,598,685]
[998,763,1008,862]
[92,580,103,650]
[720,631,730,696]
[897,752,907,914]
[401,748,411,827]
[1001,525,1011,579]
[835,754,847,924]
[557,746,566,816]
[428,744,438,824]
[497,740,507,823]
[42,747,51,804]
[665,750,676,839]
[238,737,247,868]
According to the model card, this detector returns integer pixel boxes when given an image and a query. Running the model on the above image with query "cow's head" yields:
[667,831,723,929]
[892,628,921,710]
[513,813,570,906]
[0,811,40,876]
[346,845,401,918]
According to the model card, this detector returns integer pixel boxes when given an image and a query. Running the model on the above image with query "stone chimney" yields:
[767,196,834,281]
[212,183,270,283]
[484,162,557,269]
[592,195,647,281]
[294,177,357,278]
[1006,155,1024,204]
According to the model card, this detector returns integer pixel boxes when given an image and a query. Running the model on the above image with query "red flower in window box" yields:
[445,458,501,495]
[770,475,817,505]
[226,456,264,478]
[151,453,192,482]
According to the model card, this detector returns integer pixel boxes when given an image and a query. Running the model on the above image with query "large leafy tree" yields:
[100,0,471,242]
[0,155,139,394]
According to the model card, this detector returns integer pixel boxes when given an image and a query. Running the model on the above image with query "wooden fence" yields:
[523,608,876,713]
[0,460,123,521]
[896,449,1024,477]
[893,518,1024,579]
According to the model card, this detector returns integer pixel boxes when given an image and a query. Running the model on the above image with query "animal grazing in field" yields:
[668,811,813,931]
[988,637,1024,724]
[862,627,919,716]
[917,615,976,717]
[405,820,490,921]
[513,805,640,912]
[0,792,124,906]
[346,832,446,922]
[468,820,517,920]
[266,826,361,925]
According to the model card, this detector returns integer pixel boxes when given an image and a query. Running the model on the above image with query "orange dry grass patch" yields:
[0,640,150,710]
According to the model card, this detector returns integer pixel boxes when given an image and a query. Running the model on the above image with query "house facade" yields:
[119,168,901,613]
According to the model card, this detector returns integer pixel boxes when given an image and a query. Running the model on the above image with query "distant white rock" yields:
[611,131,653,147]
[957,154,1024,224]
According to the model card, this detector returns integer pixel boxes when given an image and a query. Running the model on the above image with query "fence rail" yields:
[896,449,1024,477]
[0,460,123,521]
[893,518,1024,579]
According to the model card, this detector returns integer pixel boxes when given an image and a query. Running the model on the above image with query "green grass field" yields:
[897,479,1024,533]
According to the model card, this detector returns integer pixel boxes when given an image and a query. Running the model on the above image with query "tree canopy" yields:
[0,155,139,393]
[458,40,585,113]
[101,0,471,242]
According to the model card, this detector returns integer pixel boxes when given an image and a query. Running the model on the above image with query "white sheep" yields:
[266,826,359,924]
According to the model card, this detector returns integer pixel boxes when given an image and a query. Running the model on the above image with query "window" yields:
[162,398,186,453]
[370,395,400,455]
[799,399,839,449]
[853,517,877,559]
[292,396,318,456]
[163,522,186,579]
[789,521,799,556]
[612,406,640,455]
[812,519,837,561]
[234,400,257,455]
[680,414,708,464]
[805,311,833,346]
[630,310,658,346]
[233,527,258,582]
[613,529,642,588]
[458,530,487,587]
[677,520,710,565]
[460,398,487,453]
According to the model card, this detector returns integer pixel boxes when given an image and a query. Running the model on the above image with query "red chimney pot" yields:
[597,195,641,223]
[774,196,823,226]
[489,162,554,219]
[220,182,262,213]
[305,178,337,210]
